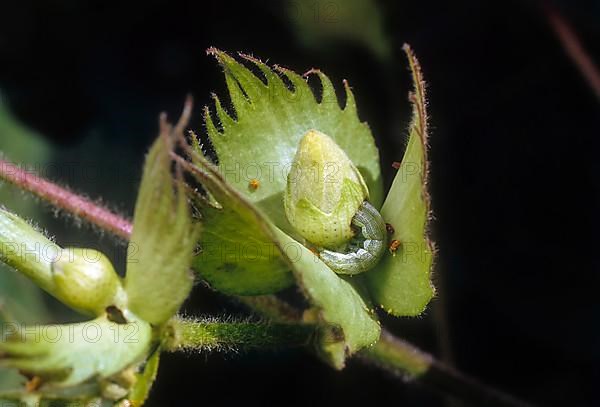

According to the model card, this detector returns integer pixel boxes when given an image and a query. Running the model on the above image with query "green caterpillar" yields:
[319,201,386,275]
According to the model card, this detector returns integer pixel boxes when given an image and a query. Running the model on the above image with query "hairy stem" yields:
[0,150,535,407]
[0,158,132,239]
[164,316,314,352]
[360,330,432,377]
[235,295,303,323]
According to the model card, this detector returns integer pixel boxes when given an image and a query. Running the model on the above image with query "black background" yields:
[0,0,598,406]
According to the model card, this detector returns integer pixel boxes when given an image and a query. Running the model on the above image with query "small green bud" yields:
[284,129,369,249]
[51,248,122,316]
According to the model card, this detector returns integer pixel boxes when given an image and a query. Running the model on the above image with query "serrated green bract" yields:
[187,153,294,295]
[192,49,382,295]
[125,131,201,325]
[201,49,383,238]
[365,45,435,316]
[0,312,152,388]
[186,153,379,368]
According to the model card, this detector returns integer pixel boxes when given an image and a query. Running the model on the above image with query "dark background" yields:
[0,0,598,406]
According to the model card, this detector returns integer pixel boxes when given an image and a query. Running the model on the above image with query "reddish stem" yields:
[544,3,600,100]
[0,158,132,239]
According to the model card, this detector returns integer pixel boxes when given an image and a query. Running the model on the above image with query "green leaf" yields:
[0,312,152,388]
[201,49,383,239]
[365,45,435,316]
[185,155,380,368]
[125,129,201,326]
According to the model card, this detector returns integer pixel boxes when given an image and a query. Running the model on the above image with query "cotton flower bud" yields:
[284,129,369,249]
[51,248,122,316]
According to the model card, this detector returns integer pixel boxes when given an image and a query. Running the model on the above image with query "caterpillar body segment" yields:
[320,201,386,275]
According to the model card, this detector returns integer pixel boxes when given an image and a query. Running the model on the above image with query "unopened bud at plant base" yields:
[52,248,122,316]
[284,129,369,249]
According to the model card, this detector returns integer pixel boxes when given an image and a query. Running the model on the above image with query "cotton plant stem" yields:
[362,331,534,407]
[0,158,132,239]
[360,329,432,378]
[544,3,600,100]
[235,295,303,323]
[164,316,314,352]
[0,153,535,407]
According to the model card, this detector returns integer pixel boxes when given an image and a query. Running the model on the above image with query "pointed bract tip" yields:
[303,68,322,78]
[272,64,290,74]
[206,46,221,56]
[238,51,262,65]
[342,80,356,111]
[206,47,235,66]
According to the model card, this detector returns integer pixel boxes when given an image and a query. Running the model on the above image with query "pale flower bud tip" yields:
[284,129,369,249]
